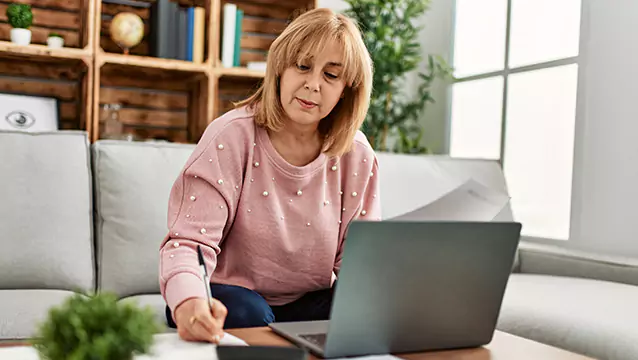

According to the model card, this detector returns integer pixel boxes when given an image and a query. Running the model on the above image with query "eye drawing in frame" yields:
[0,93,59,132]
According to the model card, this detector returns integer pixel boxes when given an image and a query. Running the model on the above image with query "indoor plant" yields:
[47,32,64,48]
[6,3,33,45]
[32,292,162,360]
[344,0,452,153]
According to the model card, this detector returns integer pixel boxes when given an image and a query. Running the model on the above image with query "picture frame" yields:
[0,92,60,132]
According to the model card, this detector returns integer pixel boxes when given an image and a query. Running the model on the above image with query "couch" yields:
[1,130,637,359]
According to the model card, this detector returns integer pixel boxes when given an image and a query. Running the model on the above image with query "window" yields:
[449,0,582,240]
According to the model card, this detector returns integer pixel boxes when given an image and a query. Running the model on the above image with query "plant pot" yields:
[10,28,31,45]
[47,36,64,48]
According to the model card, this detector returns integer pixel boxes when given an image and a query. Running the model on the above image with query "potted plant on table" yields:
[6,3,33,45]
[47,32,64,48]
[32,292,162,360]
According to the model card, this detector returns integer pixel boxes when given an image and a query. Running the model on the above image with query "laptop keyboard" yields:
[299,333,327,348]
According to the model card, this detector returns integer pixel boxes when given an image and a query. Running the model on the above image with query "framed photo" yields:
[0,93,59,132]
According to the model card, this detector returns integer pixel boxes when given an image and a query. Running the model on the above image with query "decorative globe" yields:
[109,12,144,54]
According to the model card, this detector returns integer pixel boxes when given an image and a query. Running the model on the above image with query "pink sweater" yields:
[159,106,381,313]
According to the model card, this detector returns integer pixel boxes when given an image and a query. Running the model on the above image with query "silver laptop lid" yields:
[323,220,521,358]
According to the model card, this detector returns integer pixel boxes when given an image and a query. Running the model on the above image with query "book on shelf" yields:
[149,0,205,63]
[221,3,246,68]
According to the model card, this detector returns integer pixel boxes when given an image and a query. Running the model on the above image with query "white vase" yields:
[47,36,64,48]
[10,28,31,45]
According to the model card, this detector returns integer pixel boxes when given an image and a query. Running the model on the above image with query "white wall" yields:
[317,0,454,154]
[567,0,638,256]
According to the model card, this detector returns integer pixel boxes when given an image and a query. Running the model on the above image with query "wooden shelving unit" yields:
[0,0,316,143]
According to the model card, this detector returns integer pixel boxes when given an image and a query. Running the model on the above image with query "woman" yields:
[159,7,381,343]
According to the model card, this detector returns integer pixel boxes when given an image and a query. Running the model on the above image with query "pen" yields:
[197,245,214,314]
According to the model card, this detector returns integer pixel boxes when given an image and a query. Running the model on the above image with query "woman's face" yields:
[279,40,347,128]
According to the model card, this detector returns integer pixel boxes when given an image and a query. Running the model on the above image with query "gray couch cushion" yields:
[375,153,519,269]
[0,289,77,340]
[0,131,94,292]
[92,140,195,298]
[498,274,638,360]
[119,294,173,330]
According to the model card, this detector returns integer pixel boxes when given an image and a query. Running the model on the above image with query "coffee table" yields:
[1,328,593,360]
[226,327,593,360]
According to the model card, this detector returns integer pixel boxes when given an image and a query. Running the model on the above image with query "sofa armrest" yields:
[518,241,638,287]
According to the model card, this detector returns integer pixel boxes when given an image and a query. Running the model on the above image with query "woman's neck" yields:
[268,123,323,167]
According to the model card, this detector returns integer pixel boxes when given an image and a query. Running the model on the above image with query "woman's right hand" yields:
[174,297,228,343]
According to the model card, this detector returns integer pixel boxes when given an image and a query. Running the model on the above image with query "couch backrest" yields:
[0,130,95,292]
[92,140,195,298]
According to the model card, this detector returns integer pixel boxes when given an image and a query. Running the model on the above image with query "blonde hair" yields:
[235,8,373,157]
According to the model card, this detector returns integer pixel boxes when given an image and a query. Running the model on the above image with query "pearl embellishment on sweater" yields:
[173,242,180,248]
[218,144,224,150]
[306,223,311,226]
[248,209,252,213]
[324,200,330,206]
[297,190,303,196]
[263,191,269,197]
[190,196,196,201]
[354,172,358,176]
[352,192,358,197]
[370,172,374,177]
[331,165,337,171]
[174,232,179,236]
[170,254,174,258]
[218,179,224,185]
[200,228,207,234]
[361,210,367,216]
[209,159,213,162]
[254,162,260,167]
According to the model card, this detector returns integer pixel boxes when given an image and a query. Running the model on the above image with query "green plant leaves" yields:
[344,0,453,153]
[6,3,33,29]
[32,292,163,360]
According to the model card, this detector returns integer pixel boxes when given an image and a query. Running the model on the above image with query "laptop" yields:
[269,220,522,358]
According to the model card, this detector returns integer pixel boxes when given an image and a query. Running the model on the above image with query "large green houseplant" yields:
[344,0,452,153]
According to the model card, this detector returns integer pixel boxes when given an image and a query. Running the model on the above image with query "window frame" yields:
[447,0,583,241]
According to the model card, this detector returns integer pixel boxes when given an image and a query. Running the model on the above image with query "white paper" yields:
[0,332,247,360]
[390,178,511,222]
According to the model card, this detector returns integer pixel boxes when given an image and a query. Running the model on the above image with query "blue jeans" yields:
[166,284,335,329]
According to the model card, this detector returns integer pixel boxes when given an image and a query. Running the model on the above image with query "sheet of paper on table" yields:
[0,332,247,360]
[389,178,511,222]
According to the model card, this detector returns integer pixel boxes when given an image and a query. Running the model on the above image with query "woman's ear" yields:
[340,91,345,99]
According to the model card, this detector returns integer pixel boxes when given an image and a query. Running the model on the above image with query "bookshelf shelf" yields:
[216,66,264,79]
[0,41,91,62]
[99,51,209,73]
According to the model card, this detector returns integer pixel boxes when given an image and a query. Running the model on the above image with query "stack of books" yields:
[149,0,206,63]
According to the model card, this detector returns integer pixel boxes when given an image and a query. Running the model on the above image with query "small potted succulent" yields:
[32,292,162,360]
[47,32,64,48]
[6,3,33,45]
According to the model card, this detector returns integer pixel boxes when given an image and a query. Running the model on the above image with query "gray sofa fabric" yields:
[519,242,638,287]
[498,274,638,360]
[0,289,79,340]
[92,140,195,298]
[0,131,95,293]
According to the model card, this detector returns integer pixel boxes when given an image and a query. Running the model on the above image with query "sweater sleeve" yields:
[159,123,248,315]
[334,152,382,275]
